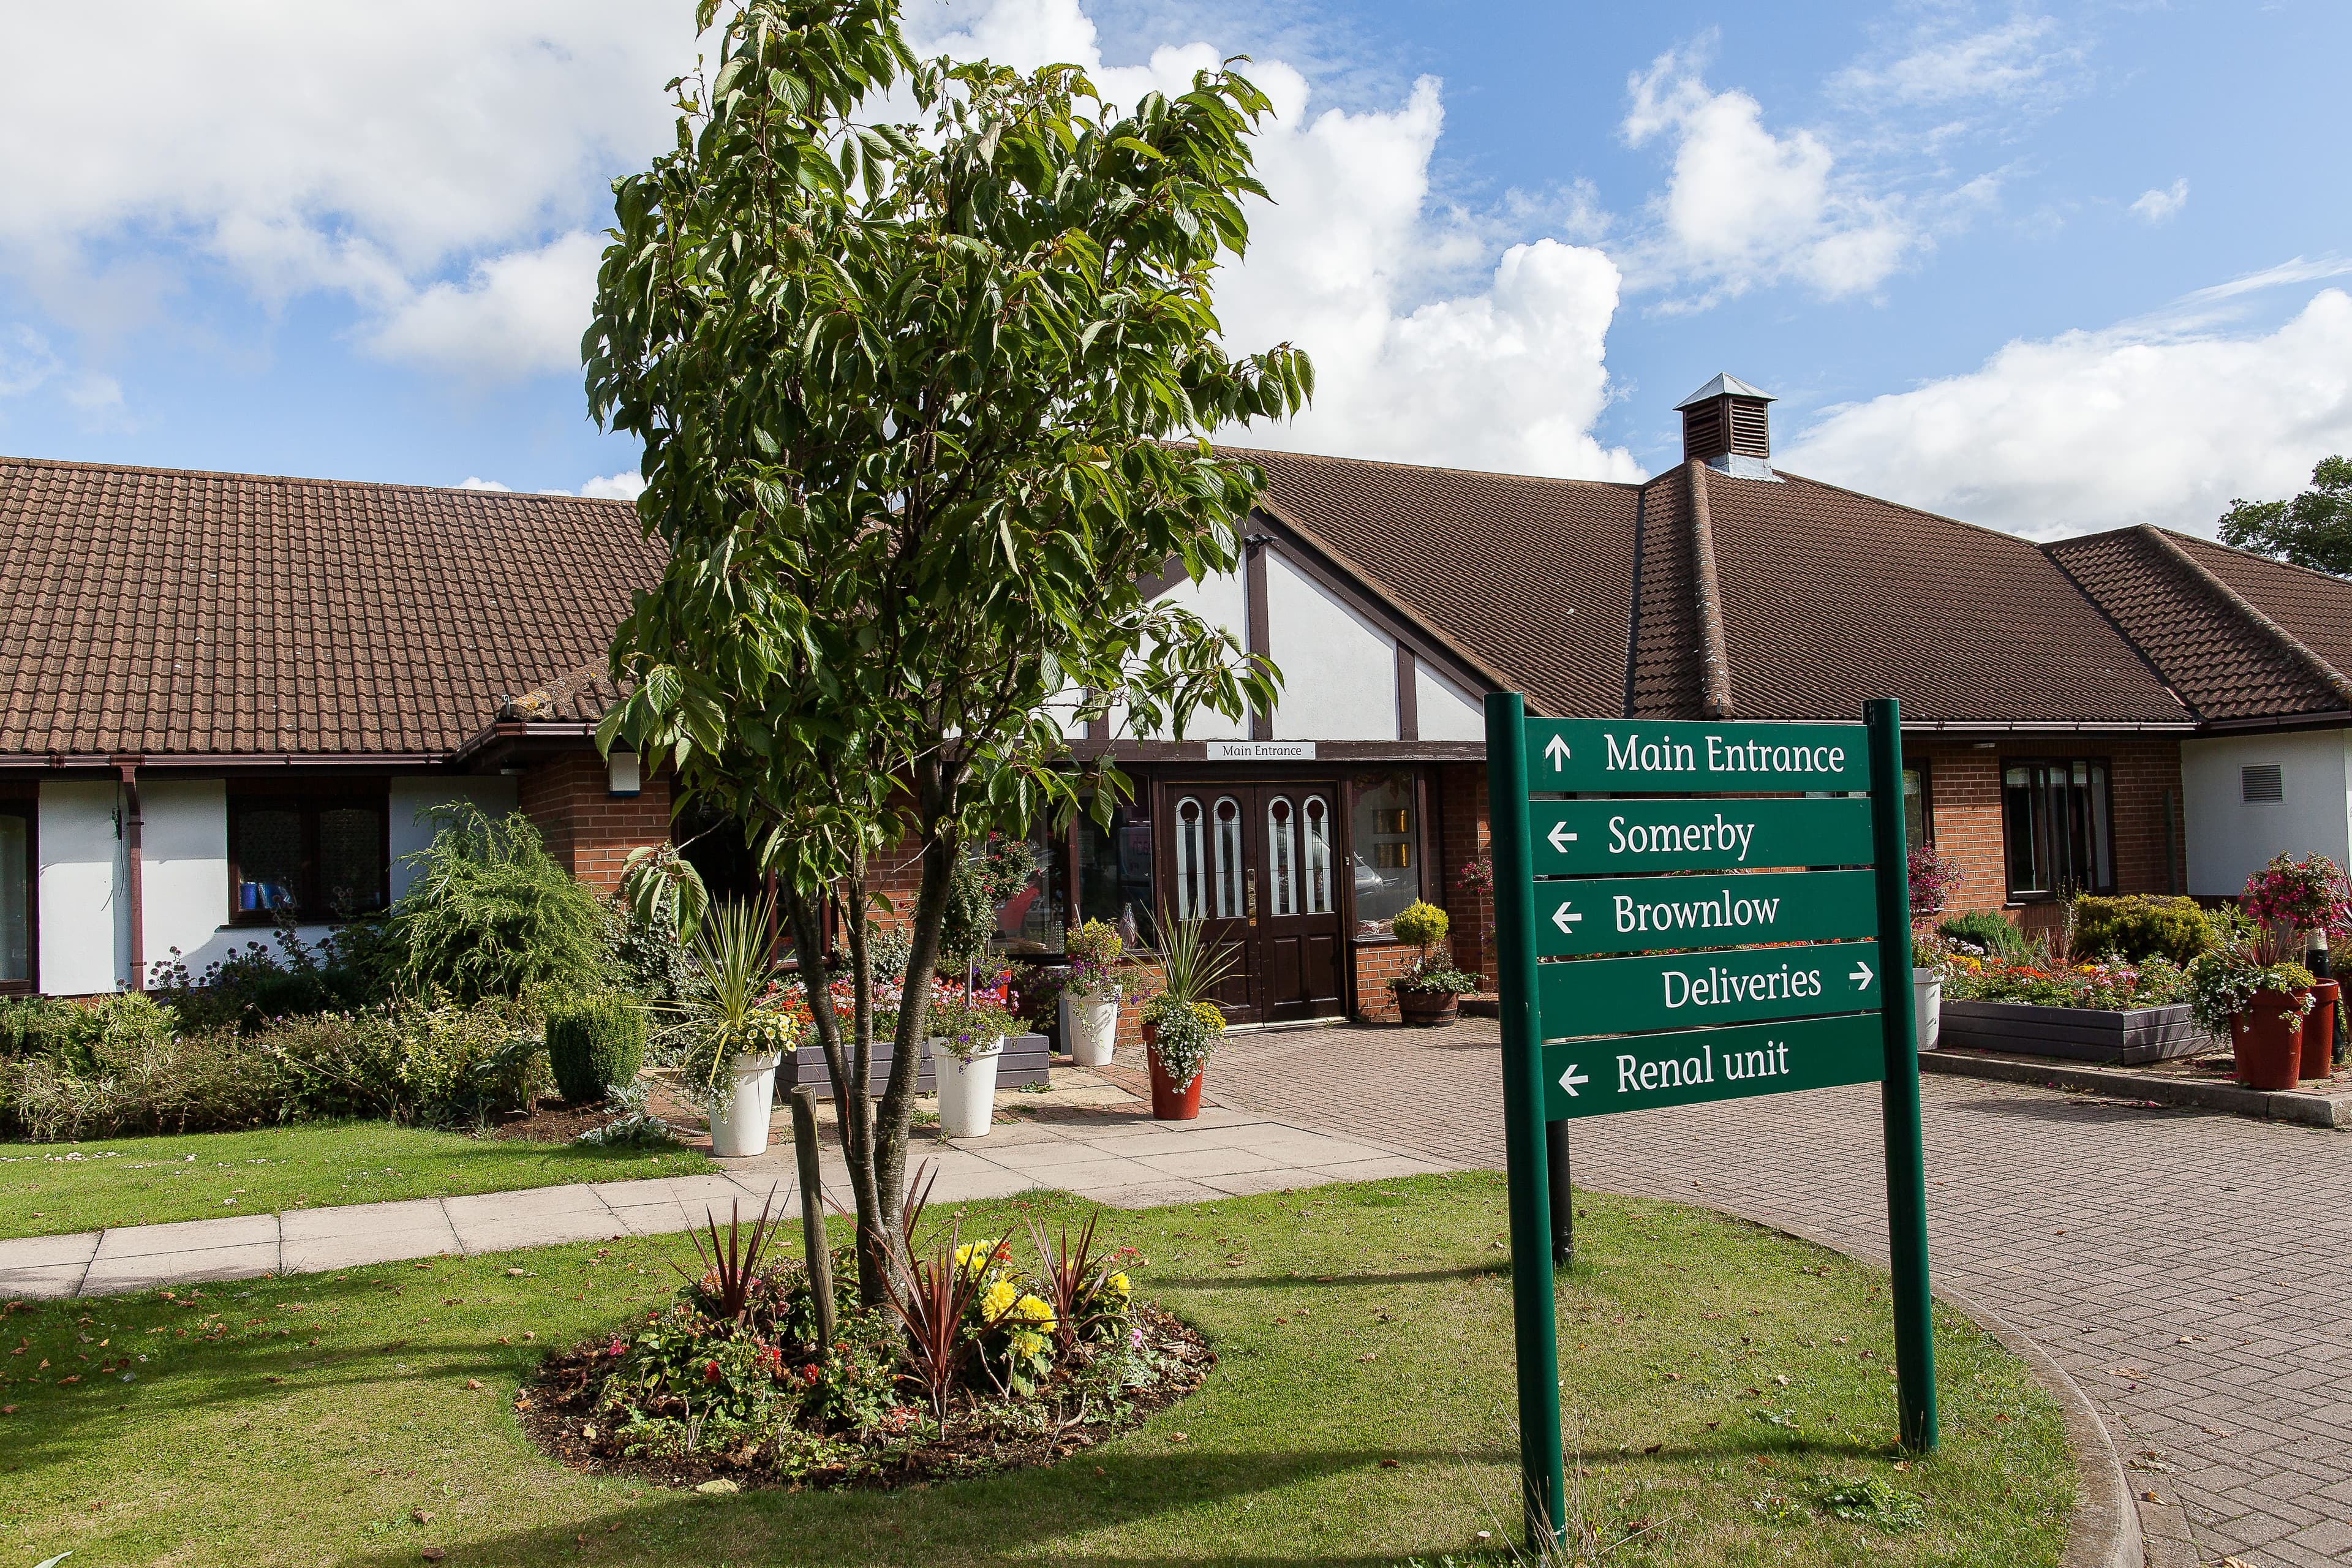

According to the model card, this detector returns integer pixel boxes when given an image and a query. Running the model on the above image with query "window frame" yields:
[1998,756,2117,904]
[226,780,392,926]
[0,799,35,994]
[1901,758,1933,848]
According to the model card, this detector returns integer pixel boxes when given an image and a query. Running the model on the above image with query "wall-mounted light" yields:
[608,751,642,797]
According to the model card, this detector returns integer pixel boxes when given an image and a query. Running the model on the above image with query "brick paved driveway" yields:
[1209,1018,2352,1568]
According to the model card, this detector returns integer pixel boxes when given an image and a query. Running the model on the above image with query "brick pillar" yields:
[1438,763,1496,987]
[516,751,674,894]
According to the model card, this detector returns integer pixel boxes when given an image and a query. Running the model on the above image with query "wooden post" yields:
[788,1085,835,1348]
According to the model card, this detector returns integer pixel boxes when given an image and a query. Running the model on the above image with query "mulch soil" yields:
[486,1097,618,1144]
[517,1303,1212,1492]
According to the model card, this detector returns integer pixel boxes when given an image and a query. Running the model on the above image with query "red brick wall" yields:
[516,752,674,894]
[1436,763,1496,987]
[1906,736,2185,940]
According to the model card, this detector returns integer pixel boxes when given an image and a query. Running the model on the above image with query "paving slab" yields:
[83,1242,282,1293]
[1133,1145,1296,1180]
[0,1230,100,1270]
[279,1198,450,1243]
[1090,1177,1226,1209]
[280,1200,461,1273]
[91,1213,280,1261]
[0,1262,88,1300]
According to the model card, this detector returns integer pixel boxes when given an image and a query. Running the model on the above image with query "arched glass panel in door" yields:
[1213,796,1244,918]
[1174,796,1206,919]
[1301,794,1333,914]
[1266,795,1298,918]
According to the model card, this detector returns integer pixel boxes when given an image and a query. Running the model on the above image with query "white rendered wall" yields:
[1264,552,1398,740]
[39,780,124,995]
[2180,730,2352,897]
[1414,662,1486,742]
[141,780,228,982]
[390,776,518,900]
[1133,565,1251,742]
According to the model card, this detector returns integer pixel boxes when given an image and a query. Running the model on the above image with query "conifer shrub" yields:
[2070,894,2220,965]
[546,994,650,1106]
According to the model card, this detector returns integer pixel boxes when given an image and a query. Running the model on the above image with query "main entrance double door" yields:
[1162,782,1345,1025]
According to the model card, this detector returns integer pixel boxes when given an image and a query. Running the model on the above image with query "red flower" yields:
[703,1360,721,1383]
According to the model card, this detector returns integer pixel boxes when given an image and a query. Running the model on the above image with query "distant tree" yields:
[586,0,1307,1304]
[2217,456,2352,577]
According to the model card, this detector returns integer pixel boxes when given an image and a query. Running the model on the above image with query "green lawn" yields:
[0,1121,717,1237]
[0,1174,2073,1567]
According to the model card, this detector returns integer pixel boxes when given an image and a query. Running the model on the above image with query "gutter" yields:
[1898,720,2198,734]
[0,751,450,770]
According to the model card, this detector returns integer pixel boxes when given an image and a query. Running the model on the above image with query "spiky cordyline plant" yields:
[1022,1209,1112,1354]
[674,1187,785,1325]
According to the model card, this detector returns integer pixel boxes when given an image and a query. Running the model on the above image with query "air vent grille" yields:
[2242,763,2285,804]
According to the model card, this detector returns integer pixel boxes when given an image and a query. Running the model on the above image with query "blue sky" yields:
[3,0,2349,537]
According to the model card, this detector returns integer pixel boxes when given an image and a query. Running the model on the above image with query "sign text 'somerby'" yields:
[1483,703,1938,1548]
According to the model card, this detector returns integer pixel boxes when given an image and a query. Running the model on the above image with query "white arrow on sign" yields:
[1849,959,1875,990]
[1558,1063,1589,1097]
[1551,902,1583,933]
[1547,821,1577,852]
[1544,734,1571,771]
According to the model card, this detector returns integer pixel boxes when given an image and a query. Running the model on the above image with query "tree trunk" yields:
[869,765,960,1304]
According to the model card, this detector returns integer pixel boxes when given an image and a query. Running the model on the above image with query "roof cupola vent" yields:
[1675,374,1778,481]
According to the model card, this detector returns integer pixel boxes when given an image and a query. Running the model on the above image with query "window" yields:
[1902,763,1931,847]
[1212,796,1244,919]
[1075,799,1155,943]
[1351,771,1421,933]
[982,826,1063,957]
[230,787,388,922]
[0,805,29,990]
[2001,761,2113,901]
[2242,764,2285,805]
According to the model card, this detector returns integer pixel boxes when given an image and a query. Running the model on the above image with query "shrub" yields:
[598,895,693,1003]
[148,924,386,1033]
[393,997,550,1125]
[1,1001,279,1141]
[1390,900,1450,949]
[385,804,605,1003]
[260,1011,408,1121]
[1907,846,1962,921]
[1939,910,2030,960]
[548,994,650,1106]
[2070,894,2220,965]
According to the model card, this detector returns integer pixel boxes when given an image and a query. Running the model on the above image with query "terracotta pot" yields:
[1145,1041,1204,1121]
[2232,989,2310,1091]
[1396,987,1461,1027]
[2302,981,2341,1079]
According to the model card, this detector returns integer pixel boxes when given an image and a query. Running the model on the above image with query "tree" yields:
[2217,456,2352,577]
[586,0,1309,1303]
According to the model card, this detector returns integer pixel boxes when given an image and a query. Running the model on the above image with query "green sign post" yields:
[1484,696,1936,1547]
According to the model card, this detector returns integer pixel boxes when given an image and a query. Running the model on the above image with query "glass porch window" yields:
[1266,796,1298,917]
[1212,796,1243,919]
[1350,771,1420,933]
[1301,794,1334,915]
[1075,799,1156,944]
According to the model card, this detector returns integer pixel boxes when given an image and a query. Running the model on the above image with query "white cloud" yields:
[1620,43,1918,304]
[361,232,606,379]
[909,1,1637,479]
[2131,179,2190,224]
[0,2,684,377]
[1833,15,2070,106]
[0,325,62,398]
[1782,287,2352,538]
[579,471,647,502]
[454,470,644,500]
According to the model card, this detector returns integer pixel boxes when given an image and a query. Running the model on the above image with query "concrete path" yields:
[0,1100,1444,1302]
[1208,1017,2352,1568]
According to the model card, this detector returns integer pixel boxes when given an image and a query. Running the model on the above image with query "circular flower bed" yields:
[520,1208,1211,1490]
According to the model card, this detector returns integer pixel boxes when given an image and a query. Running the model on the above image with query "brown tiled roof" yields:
[1691,469,2190,726]
[1236,447,1641,718]
[2047,526,2352,722]
[0,456,662,757]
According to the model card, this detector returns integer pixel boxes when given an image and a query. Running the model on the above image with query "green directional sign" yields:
[1542,1012,1885,1121]
[1532,796,1873,876]
[1485,694,1937,1548]
[1537,940,1883,1038]
[1523,717,1868,796]
[1535,868,1877,957]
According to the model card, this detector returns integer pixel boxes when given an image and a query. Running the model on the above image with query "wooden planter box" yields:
[1939,999,2213,1065]
[775,1031,1053,1099]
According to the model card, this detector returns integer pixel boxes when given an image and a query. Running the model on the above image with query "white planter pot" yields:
[1061,987,1119,1068]
[707,1050,782,1158]
[1913,967,1943,1052]
[929,1034,1004,1139]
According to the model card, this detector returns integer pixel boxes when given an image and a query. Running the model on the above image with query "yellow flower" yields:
[1106,1272,1131,1298]
[979,1279,1020,1321]
[956,1240,1000,1280]
[1009,1328,1049,1359]
[1013,1293,1058,1331]
[1191,1001,1226,1032]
